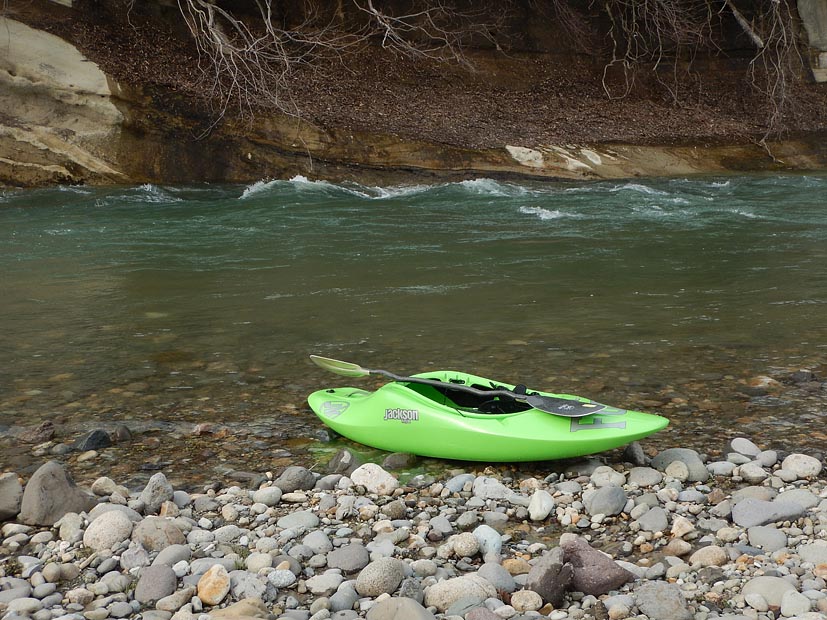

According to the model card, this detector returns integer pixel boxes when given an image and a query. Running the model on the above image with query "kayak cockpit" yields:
[400,379,533,415]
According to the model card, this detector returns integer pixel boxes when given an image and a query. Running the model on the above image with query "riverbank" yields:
[3,2,827,188]
[2,436,827,620]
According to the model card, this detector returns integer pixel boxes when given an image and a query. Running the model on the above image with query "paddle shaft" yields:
[309,355,604,417]
[368,368,605,417]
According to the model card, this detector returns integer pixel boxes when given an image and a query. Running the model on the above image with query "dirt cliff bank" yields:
[2,0,827,187]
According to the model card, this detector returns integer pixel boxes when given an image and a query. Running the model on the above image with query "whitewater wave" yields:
[457,178,535,197]
[610,182,668,196]
[726,208,759,219]
[519,206,571,220]
[135,184,182,204]
[239,175,549,201]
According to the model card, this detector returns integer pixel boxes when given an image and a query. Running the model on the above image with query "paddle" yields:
[309,355,606,418]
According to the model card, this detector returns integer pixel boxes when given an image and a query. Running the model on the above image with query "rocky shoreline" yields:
[3,438,827,620]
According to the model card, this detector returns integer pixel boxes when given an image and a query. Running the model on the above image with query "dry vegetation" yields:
[10,0,826,147]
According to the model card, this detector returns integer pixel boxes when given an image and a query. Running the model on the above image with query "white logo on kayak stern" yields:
[569,407,627,432]
[321,401,349,418]
[384,408,419,424]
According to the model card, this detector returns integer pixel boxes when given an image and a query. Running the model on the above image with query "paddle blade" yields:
[310,355,371,378]
[526,393,609,418]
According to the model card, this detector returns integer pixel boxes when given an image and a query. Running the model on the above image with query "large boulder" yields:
[139,472,174,515]
[423,575,496,612]
[560,535,635,596]
[0,472,23,521]
[19,461,95,526]
[524,548,572,606]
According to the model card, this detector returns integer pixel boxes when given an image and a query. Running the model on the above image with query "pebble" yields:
[4,444,827,620]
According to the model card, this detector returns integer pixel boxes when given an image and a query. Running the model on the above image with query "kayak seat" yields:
[404,381,532,414]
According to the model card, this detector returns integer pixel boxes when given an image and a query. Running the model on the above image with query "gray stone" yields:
[381,452,417,470]
[707,461,737,476]
[274,466,316,492]
[591,466,626,487]
[0,472,23,520]
[213,524,244,543]
[306,572,343,597]
[429,514,453,535]
[741,576,797,607]
[422,575,496,613]
[446,596,486,616]
[561,535,635,596]
[252,486,282,506]
[677,489,706,503]
[637,506,669,533]
[6,598,43,615]
[132,516,186,551]
[365,597,436,620]
[524,548,572,606]
[329,583,358,612]
[466,608,501,620]
[89,503,143,523]
[0,585,32,604]
[191,557,236,575]
[268,569,297,589]
[139,472,174,515]
[328,449,363,476]
[622,441,648,466]
[776,488,820,510]
[729,437,761,457]
[797,543,827,564]
[472,524,502,556]
[398,576,424,603]
[527,490,555,521]
[277,510,319,530]
[732,486,777,504]
[635,581,693,620]
[739,462,769,484]
[19,461,96,526]
[350,463,399,495]
[444,474,475,494]
[303,530,333,554]
[472,476,523,505]
[731,498,805,527]
[73,429,112,451]
[757,450,778,467]
[584,486,627,516]
[478,562,516,593]
[328,543,370,573]
[627,467,662,487]
[83,509,134,551]
[781,453,822,478]
[135,565,178,604]
[747,526,788,552]
[780,589,812,617]
[229,570,267,600]
[651,448,709,482]
[109,601,134,618]
[153,544,192,566]
[355,557,405,597]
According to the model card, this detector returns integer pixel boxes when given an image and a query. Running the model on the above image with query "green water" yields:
[2,175,826,478]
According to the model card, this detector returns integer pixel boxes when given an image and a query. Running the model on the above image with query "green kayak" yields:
[308,368,668,462]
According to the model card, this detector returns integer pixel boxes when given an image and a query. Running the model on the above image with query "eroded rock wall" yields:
[0,17,125,186]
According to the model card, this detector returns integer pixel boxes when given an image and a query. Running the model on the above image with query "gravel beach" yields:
[3,438,827,620]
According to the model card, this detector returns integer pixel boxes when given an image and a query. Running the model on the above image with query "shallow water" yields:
[2,175,826,486]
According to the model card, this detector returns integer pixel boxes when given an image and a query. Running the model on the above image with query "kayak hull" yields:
[308,370,668,462]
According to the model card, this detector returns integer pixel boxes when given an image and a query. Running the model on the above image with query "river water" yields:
[2,175,826,487]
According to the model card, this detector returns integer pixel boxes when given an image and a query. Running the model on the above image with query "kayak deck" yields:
[308,370,668,461]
